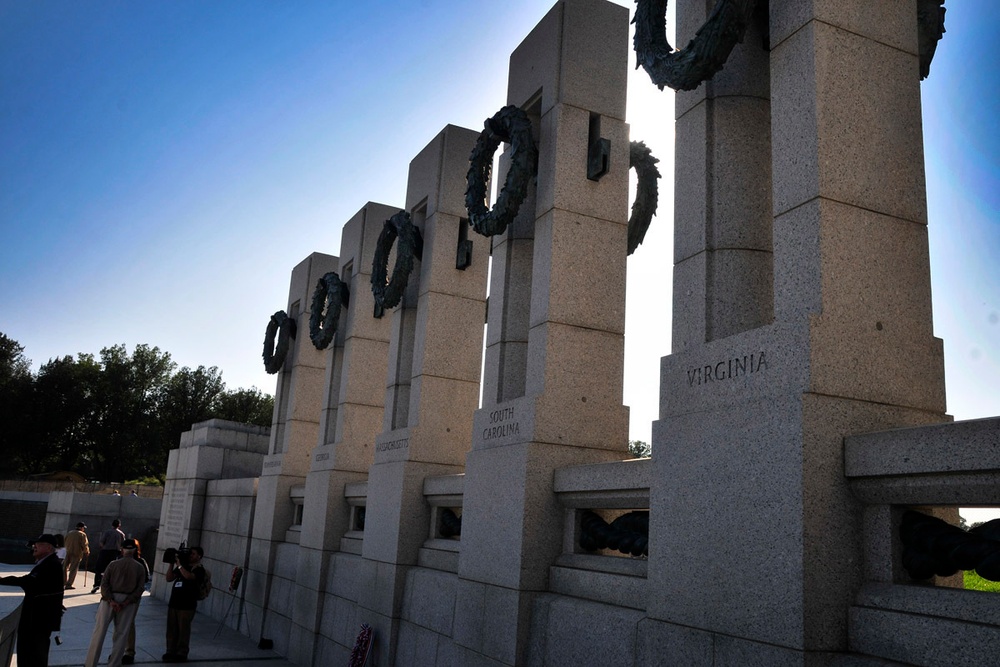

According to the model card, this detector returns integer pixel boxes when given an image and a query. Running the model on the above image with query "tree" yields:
[157,365,226,454]
[0,333,33,476]
[30,354,102,474]
[89,344,175,481]
[214,387,274,427]
[628,440,651,458]
[0,336,274,481]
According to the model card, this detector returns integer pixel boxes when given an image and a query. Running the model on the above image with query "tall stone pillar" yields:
[455,1,631,664]
[359,125,488,665]
[245,252,337,646]
[646,2,948,663]
[287,203,400,665]
[288,202,399,664]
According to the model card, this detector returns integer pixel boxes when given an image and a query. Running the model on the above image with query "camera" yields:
[162,543,192,566]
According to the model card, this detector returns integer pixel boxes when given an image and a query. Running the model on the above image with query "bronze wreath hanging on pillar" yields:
[309,271,350,350]
[465,105,538,237]
[627,140,661,255]
[262,310,296,374]
[370,211,423,314]
[633,0,757,92]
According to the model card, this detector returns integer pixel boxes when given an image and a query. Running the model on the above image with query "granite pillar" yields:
[456,2,632,664]
[647,2,948,663]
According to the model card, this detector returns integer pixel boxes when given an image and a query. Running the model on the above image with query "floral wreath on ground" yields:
[262,310,296,374]
[370,211,423,312]
[465,105,538,237]
[309,271,350,350]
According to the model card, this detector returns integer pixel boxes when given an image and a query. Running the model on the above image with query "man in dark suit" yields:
[0,534,65,666]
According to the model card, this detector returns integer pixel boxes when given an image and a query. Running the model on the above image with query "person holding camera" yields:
[84,538,146,667]
[163,546,205,663]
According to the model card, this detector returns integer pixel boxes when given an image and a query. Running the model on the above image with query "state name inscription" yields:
[483,406,520,440]
[686,351,768,386]
[376,437,409,453]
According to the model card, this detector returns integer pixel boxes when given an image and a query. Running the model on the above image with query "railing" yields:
[845,417,1000,665]
[419,474,464,573]
[551,458,651,610]
[341,481,368,554]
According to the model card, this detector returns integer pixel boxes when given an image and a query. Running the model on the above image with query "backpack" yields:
[196,566,212,600]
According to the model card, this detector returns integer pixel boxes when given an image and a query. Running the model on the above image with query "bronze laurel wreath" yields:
[465,105,538,237]
[633,0,757,91]
[309,271,349,350]
[627,140,661,255]
[262,310,296,374]
[579,510,649,557]
[371,211,423,312]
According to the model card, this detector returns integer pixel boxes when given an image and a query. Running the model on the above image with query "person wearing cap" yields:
[92,518,125,594]
[64,521,90,589]
[0,534,65,667]
[84,538,147,667]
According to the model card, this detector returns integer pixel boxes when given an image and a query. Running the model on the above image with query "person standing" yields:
[91,518,125,594]
[163,546,206,663]
[122,540,151,665]
[84,538,147,667]
[64,522,90,589]
[0,534,65,667]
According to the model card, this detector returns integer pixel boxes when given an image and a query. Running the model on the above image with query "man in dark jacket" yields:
[0,534,65,667]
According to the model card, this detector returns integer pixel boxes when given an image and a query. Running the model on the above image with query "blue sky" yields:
[1,0,997,449]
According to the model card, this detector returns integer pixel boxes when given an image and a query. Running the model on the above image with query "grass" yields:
[964,570,1000,593]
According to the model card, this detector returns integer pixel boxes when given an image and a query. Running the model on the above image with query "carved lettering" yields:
[376,438,409,453]
[483,422,520,440]
[315,452,330,462]
[685,351,769,387]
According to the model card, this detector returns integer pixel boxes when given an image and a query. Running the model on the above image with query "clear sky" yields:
[1,1,997,452]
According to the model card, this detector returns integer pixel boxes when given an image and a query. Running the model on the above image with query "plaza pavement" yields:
[0,563,294,667]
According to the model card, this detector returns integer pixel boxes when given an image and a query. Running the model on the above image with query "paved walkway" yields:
[0,564,294,667]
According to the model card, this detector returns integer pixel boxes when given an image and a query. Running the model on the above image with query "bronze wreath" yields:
[465,105,538,237]
[627,140,661,255]
[309,271,350,350]
[370,211,423,311]
[918,0,946,80]
[633,0,757,92]
[262,310,296,374]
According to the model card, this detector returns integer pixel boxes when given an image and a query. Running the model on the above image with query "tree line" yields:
[0,332,273,483]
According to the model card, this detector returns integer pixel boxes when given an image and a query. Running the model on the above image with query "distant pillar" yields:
[360,124,489,666]
[646,1,948,663]
[455,1,632,664]
[245,252,337,649]
[287,203,399,665]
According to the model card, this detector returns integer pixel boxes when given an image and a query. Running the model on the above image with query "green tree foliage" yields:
[214,387,274,426]
[0,332,274,481]
[0,334,34,476]
[628,440,651,458]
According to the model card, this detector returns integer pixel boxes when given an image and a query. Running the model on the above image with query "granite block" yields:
[528,209,627,334]
[533,595,642,666]
[401,567,457,636]
[769,0,918,56]
[507,0,628,119]
[534,104,630,224]
[412,290,488,382]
